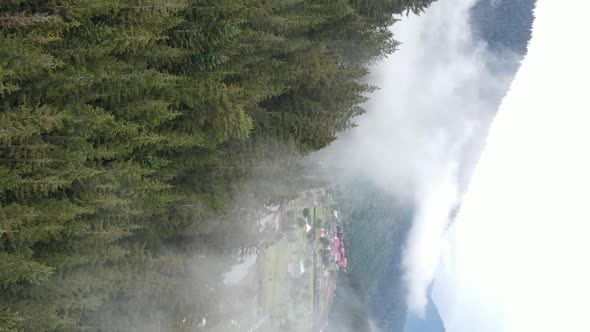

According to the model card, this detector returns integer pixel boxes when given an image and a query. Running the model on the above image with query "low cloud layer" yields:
[319,0,517,316]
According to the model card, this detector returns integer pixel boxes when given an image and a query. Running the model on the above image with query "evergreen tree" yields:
[0,0,437,329]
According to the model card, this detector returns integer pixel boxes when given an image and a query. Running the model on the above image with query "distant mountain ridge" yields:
[470,0,536,55]
[404,285,445,332]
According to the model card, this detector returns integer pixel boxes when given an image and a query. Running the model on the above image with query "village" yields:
[257,188,348,331]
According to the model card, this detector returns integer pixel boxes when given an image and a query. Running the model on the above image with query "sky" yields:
[319,0,517,319]
[433,0,590,331]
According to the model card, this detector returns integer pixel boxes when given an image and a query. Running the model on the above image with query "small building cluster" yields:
[319,210,348,272]
[330,230,347,272]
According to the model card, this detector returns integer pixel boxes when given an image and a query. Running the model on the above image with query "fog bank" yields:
[319,0,516,315]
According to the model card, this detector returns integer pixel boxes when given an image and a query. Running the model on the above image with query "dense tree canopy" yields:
[0,0,435,330]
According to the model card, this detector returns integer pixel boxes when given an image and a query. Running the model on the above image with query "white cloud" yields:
[318,0,516,316]
[434,0,590,331]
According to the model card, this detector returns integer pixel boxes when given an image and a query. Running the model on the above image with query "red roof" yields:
[333,238,340,248]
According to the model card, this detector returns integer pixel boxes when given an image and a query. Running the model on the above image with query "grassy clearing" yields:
[262,238,288,321]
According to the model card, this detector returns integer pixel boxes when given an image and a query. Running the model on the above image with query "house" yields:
[332,238,340,252]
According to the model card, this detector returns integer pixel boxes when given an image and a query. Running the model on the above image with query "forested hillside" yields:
[329,182,412,331]
[0,0,434,330]
[470,0,535,55]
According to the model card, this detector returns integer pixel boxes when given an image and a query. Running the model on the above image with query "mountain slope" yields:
[470,0,536,55]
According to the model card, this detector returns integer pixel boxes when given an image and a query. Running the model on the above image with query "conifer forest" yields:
[0,0,434,330]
